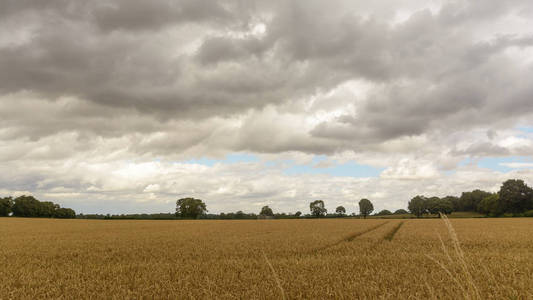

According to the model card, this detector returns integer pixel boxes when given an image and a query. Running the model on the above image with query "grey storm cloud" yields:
[1,0,533,154]
[2,0,533,214]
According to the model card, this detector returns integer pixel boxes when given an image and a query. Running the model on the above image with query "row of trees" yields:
[174,197,379,219]
[174,179,533,219]
[0,195,76,218]
[408,179,533,217]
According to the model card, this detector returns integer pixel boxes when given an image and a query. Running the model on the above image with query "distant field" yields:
[1,218,532,299]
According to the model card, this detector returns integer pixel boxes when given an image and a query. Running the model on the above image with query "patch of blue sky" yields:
[517,126,533,133]
[284,157,384,178]
[182,157,218,166]
[443,170,457,176]
[223,153,259,164]
[180,153,259,166]
[477,156,533,172]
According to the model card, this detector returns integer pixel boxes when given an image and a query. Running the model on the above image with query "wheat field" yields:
[1,217,532,299]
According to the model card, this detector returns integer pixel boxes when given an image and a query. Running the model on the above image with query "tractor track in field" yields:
[314,221,390,252]
[383,221,405,241]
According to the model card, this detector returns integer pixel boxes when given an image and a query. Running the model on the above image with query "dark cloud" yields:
[1,0,533,157]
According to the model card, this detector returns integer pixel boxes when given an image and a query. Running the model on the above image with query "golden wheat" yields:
[1,218,532,299]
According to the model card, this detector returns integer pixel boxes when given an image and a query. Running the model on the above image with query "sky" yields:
[1,0,533,215]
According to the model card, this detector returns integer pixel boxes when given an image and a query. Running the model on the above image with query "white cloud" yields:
[1,0,533,214]
[499,162,533,169]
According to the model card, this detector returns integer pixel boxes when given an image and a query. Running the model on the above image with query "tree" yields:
[442,196,460,211]
[498,179,533,214]
[376,209,392,216]
[408,195,427,218]
[459,190,492,212]
[259,205,274,216]
[358,199,374,218]
[393,209,408,215]
[477,193,500,216]
[294,211,302,217]
[310,200,327,217]
[335,206,346,216]
[0,197,13,217]
[54,208,76,219]
[425,197,440,215]
[428,197,453,216]
[12,195,41,217]
[175,198,207,219]
[235,211,245,219]
[39,201,59,218]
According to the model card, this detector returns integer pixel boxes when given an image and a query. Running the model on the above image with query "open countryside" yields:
[1,217,533,299]
[3,0,533,299]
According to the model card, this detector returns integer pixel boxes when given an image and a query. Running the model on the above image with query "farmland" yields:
[1,218,533,299]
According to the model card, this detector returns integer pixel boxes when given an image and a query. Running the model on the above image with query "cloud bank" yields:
[1,0,533,213]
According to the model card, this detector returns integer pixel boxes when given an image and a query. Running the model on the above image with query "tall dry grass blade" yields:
[261,250,286,300]
[440,213,480,299]
[436,231,454,265]
[425,254,469,298]
[424,278,437,300]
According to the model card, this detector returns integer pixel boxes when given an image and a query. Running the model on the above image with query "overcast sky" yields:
[1,0,533,214]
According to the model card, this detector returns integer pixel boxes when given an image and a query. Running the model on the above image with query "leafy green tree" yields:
[310,200,327,217]
[259,205,274,216]
[54,208,76,219]
[12,195,41,217]
[428,197,453,216]
[39,201,60,218]
[294,211,302,217]
[477,193,500,216]
[442,196,460,211]
[426,197,440,215]
[393,209,408,215]
[0,197,13,217]
[358,199,374,218]
[498,179,533,214]
[459,190,492,212]
[335,206,346,216]
[376,209,392,216]
[175,198,207,219]
[408,195,427,218]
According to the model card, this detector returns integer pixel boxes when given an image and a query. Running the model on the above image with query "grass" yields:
[1,217,532,298]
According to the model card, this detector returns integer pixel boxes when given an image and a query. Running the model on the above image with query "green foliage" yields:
[459,190,492,212]
[393,209,408,215]
[358,198,374,218]
[498,179,533,214]
[524,210,533,217]
[294,211,302,217]
[442,196,460,211]
[335,206,346,215]
[376,209,392,216]
[10,195,75,218]
[55,208,76,218]
[175,198,207,219]
[310,200,327,217]
[12,195,43,217]
[427,197,453,216]
[0,197,13,216]
[477,194,500,216]
[259,205,274,216]
[408,195,427,218]
[40,201,60,218]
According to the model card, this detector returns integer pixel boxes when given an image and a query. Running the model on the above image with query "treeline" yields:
[0,195,76,218]
[3,179,532,220]
[408,179,533,217]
